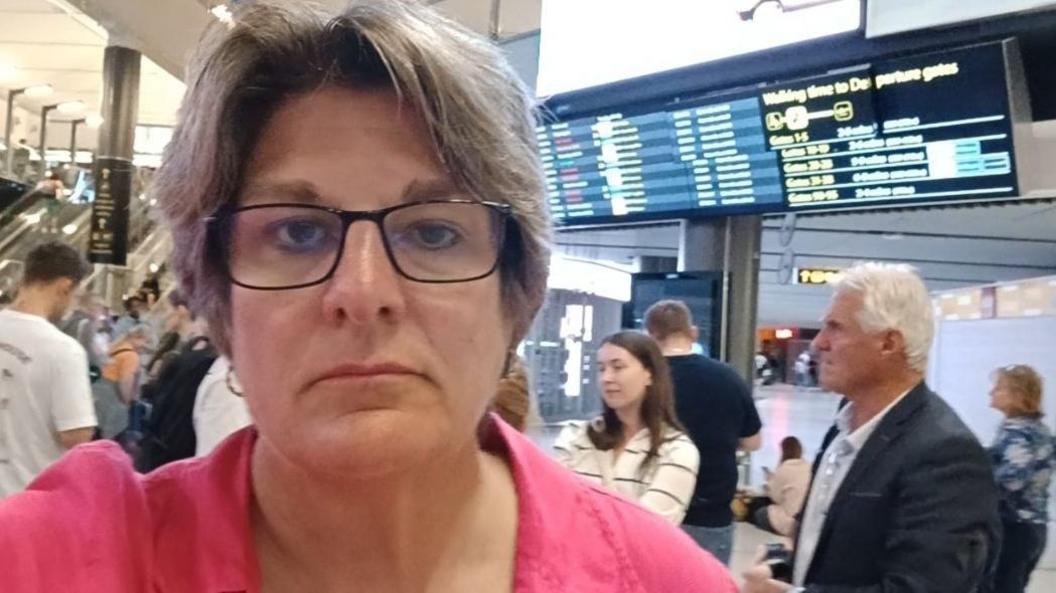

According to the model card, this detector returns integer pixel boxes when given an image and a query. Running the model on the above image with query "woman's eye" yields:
[271,219,332,252]
[405,221,463,250]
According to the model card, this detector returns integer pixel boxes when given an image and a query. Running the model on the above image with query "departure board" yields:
[539,96,783,222]
[539,41,1023,226]
[770,44,1018,209]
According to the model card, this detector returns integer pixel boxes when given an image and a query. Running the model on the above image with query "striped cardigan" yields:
[554,420,700,524]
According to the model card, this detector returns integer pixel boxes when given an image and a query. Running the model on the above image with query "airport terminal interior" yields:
[0,1,1054,591]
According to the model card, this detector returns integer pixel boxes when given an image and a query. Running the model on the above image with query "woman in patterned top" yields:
[988,364,1054,593]
[555,331,700,524]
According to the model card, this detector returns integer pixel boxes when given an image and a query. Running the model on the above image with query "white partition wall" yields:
[928,315,1056,443]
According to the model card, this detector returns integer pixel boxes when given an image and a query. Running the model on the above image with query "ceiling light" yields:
[62,223,77,235]
[56,100,84,114]
[23,84,53,98]
[85,114,104,128]
[148,262,160,274]
[210,4,233,24]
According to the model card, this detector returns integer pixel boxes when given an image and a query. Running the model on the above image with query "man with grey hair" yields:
[744,262,1000,593]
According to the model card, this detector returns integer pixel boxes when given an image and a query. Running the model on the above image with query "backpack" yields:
[134,347,218,472]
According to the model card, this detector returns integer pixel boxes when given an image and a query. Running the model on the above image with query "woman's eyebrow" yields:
[240,180,323,204]
[401,179,461,202]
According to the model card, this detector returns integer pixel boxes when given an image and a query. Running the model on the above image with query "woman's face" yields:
[989,378,1016,416]
[596,343,652,416]
[229,87,512,478]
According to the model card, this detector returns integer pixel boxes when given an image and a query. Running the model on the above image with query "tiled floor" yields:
[530,383,1055,591]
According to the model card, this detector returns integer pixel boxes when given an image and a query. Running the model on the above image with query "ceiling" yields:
[0,0,188,151]
[0,0,541,150]
[555,200,1056,327]
[424,0,541,38]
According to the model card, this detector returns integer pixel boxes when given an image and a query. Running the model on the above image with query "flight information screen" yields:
[538,95,783,222]
[538,42,1021,226]
[771,44,1018,209]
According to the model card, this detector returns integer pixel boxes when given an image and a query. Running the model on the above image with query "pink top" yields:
[0,417,735,592]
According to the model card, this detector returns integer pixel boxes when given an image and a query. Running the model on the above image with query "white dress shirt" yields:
[793,389,910,585]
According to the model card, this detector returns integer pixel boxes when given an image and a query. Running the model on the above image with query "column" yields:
[89,45,140,268]
[724,215,762,384]
[677,216,762,383]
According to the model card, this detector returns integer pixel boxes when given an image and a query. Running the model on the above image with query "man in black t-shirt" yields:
[645,299,762,565]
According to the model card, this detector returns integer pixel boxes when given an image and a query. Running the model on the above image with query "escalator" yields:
[0,177,30,214]
[0,169,158,300]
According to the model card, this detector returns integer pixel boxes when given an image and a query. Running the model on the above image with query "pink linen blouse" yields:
[0,416,735,592]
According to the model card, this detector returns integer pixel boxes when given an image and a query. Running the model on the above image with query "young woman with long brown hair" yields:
[555,331,700,524]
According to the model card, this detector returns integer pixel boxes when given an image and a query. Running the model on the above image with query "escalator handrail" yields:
[0,188,46,229]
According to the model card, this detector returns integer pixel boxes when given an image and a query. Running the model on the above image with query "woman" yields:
[0,3,733,592]
[93,323,150,439]
[555,331,700,525]
[988,364,1053,593]
[744,436,811,537]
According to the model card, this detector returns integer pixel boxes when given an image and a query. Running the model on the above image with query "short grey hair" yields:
[152,0,551,356]
[835,262,934,373]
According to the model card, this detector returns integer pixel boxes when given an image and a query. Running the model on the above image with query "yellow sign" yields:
[795,268,843,285]
[833,101,854,122]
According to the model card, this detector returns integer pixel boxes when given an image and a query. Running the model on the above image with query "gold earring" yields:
[226,365,244,397]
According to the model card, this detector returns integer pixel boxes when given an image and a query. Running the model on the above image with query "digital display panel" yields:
[539,96,783,221]
[624,272,724,359]
[769,44,1018,209]
[538,42,1021,226]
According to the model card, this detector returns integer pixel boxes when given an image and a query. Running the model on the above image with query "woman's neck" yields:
[614,406,645,444]
[250,433,518,592]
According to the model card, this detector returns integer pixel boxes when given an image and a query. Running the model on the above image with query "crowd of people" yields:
[0,2,1051,592]
[0,241,253,492]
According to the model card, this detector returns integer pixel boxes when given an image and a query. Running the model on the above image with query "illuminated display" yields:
[773,44,1017,209]
[539,96,783,222]
[794,268,845,285]
[538,42,1022,226]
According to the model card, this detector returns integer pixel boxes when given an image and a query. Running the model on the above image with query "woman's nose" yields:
[320,221,407,325]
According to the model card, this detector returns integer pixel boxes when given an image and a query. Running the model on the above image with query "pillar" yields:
[677,216,762,383]
[88,45,140,271]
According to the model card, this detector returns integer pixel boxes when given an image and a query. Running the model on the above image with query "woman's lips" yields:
[311,362,421,386]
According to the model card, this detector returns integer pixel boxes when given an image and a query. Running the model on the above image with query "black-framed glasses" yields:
[205,199,512,290]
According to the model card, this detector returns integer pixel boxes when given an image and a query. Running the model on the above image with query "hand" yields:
[742,564,793,593]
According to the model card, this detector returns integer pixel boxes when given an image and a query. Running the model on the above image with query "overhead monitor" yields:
[537,0,863,97]
[538,41,1024,226]
[773,43,1020,210]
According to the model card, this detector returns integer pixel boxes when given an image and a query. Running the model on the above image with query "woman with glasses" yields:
[988,364,1053,593]
[555,331,700,525]
[0,2,734,592]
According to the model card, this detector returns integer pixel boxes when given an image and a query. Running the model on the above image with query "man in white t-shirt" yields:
[0,241,97,497]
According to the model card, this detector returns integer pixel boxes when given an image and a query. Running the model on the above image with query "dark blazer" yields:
[794,381,1001,593]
